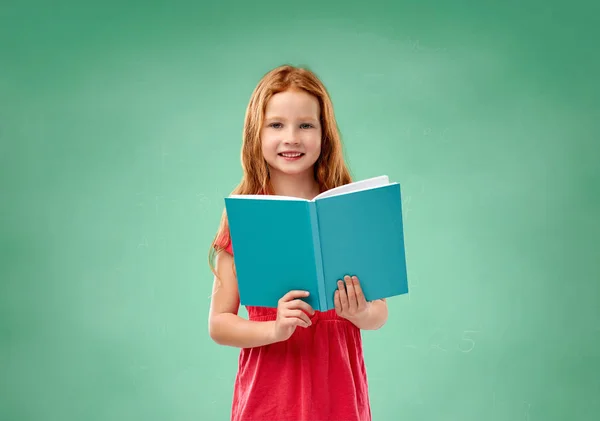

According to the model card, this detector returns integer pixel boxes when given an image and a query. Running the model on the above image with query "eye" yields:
[268,122,282,129]
[300,123,314,129]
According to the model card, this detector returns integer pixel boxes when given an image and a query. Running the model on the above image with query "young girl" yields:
[208,64,389,421]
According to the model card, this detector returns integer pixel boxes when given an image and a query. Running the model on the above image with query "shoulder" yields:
[214,232,234,255]
[213,189,269,256]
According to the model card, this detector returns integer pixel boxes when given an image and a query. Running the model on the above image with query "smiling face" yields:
[261,88,322,178]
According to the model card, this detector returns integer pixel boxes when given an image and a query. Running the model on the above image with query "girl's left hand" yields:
[334,275,370,323]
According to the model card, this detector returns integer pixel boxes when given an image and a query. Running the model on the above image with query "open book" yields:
[224,175,409,311]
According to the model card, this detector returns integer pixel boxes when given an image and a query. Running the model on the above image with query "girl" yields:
[208,64,389,421]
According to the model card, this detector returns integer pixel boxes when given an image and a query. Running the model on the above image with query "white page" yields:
[313,175,390,200]
[227,175,390,201]
[228,194,307,201]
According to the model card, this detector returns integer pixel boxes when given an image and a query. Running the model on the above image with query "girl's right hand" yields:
[272,290,315,342]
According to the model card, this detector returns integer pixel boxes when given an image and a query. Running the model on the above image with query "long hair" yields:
[208,64,352,276]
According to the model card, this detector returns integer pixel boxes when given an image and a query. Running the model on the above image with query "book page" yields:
[228,194,308,201]
[313,175,390,200]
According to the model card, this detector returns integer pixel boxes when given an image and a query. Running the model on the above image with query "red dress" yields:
[218,239,372,421]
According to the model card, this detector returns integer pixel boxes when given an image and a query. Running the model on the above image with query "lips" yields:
[278,152,304,158]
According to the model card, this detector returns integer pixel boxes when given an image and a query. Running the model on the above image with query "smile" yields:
[278,152,304,159]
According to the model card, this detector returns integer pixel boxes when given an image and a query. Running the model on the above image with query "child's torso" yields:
[231,305,371,421]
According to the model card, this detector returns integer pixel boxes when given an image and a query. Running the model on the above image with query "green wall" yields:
[2,0,599,420]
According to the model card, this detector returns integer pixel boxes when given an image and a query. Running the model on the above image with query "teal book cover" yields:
[224,176,409,311]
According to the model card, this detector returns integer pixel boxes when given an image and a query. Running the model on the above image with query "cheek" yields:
[260,133,278,155]
[307,133,322,154]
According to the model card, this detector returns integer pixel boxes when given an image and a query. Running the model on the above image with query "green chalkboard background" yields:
[1,0,599,420]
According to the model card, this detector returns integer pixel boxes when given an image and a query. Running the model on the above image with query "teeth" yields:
[281,152,302,157]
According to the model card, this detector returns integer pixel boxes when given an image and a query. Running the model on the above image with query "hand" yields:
[272,290,315,342]
[334,275,370,324]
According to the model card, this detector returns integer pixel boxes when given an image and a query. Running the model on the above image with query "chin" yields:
[272,165,314,176]
[269,159,318,177]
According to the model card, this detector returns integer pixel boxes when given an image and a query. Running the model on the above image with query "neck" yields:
[269,170,321,200]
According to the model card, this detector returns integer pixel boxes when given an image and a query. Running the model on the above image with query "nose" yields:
[283,127,301,145]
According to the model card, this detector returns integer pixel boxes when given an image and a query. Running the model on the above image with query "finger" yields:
[352,276,366,309]
[294,318,310,328]
[334,290,342,314]
[345,275,357,312]
[297,319,310,328]
[337,279,348,311]
[286,299,315,315]
[285,309,312,326]
[279,290,310,304]
[282,317,310,329]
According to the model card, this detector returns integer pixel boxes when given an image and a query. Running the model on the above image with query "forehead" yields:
[264,89,320,118]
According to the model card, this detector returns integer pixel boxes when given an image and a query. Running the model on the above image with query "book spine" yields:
[308,201,326,311]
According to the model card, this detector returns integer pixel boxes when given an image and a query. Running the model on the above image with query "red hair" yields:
[208,64,352,275]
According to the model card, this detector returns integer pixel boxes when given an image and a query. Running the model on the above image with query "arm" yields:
[208,250,278,348]
[208,251,315,347]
